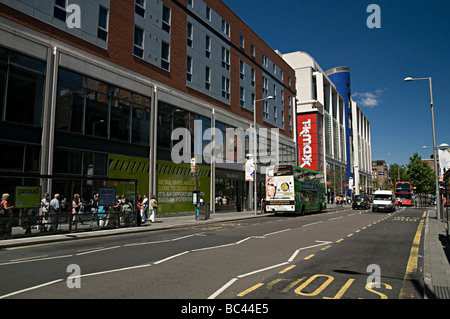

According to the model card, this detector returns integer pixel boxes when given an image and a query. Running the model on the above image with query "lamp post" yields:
[252,96,273,215]
[404,76,441,220]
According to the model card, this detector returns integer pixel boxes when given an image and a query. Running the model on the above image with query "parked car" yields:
[352,195,371,210]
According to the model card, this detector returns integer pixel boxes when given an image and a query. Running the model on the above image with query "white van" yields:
[372,190,395,212]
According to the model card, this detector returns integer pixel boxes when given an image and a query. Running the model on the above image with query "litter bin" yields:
[200,203,210,220]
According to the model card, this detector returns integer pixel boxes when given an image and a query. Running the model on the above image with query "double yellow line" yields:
[399,211,427,299]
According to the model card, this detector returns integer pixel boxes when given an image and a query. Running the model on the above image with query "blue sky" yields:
[223,0,450,166]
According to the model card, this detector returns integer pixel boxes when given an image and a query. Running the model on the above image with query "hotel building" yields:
[0,0,297,214]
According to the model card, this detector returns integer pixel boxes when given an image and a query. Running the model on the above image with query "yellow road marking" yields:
[237,283,264,297]
[304,254,315,260]
[279,265,296,274]
[399,211,426,299]
[336,239,344,243]
[10,255,49,262]
[321,245,332,251]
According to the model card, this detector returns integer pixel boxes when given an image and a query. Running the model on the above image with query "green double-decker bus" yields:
[265,165,326,215]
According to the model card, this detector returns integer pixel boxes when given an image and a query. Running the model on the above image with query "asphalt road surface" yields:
[0,206,425,301]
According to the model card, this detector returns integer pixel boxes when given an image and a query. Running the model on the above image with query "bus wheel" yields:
[300,206,305,216]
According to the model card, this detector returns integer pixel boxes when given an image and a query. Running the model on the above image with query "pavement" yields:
[423,209,450,299]
[1,204,449,299]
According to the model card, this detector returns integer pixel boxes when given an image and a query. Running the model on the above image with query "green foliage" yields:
[406,153,436,194]
[389,153,436,194]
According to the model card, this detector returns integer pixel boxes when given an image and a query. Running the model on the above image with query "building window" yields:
[162,5,171,33]
[221,47,230,71]
[205,67,211,90]
[240,87,245,107]
[251,68,255,87]
[135,0,145,17]
[206,5,211,21]
[239,60,244,80]
[263,101,269,118]
[186,56,192,82]
[262,76,268,94]
[187,22,193,47]
[250,45,255,57]
[55,68,151,145]
[221,19,230,36]
[222,76,230,100]
[97,6,109,41]
[274,106,277,122]
[53,0,67,22]
[133,26,144,58]
[239,34,244,48]
[262,54,268,68]
[1,49,46,127]
[205,35,211,58]
[187,0,193,7]
[251,93,255,111]
[161,41,170,71]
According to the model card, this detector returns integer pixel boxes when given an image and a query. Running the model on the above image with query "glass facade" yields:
[0,47,45,126]
[55,68,151,145]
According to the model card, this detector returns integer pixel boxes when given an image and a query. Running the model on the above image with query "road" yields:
[0,206,426,301]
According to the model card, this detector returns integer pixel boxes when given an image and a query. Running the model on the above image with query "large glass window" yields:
[0,49,45,126]
[157,102,211,163]
[55,68,151,145]
[0,141,40,173]
[53,148,107,176]
[85,89,109,137]
[111,89,131,142]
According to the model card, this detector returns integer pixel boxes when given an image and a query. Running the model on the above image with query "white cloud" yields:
[352,89,385,108]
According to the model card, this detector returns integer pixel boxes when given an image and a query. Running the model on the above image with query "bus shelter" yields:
[0,173,138,239]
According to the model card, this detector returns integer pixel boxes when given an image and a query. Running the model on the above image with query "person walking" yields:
[121,198,133,227]
[149,195,157,223]
[49,193,60,232]
[40,192,50,232]
[141,194,149,223]
[0,193,14,238]
[71,194,82,229]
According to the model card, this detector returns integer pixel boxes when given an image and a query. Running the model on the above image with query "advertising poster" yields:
[296,113,319,171]
[14,186,42,209]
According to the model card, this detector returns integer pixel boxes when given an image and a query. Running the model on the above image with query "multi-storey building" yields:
[0,0,297,214]
[351,100,373,195]
[282,51,372,201]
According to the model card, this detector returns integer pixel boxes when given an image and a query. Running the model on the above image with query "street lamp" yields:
[252,96,273,215]
[404,76,441,220]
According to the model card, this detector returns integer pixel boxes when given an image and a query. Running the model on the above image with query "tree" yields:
[389,163,408,185]
[406,153,435,194]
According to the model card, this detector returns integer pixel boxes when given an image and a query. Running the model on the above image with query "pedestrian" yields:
[141,194,149,223]
[121,198,133,226]
[49,193,60,232]
[149,195,157,223]
[40,192,50,232]
[0,193,14,238]
[89,193,99,228]
[71,193,82,228]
